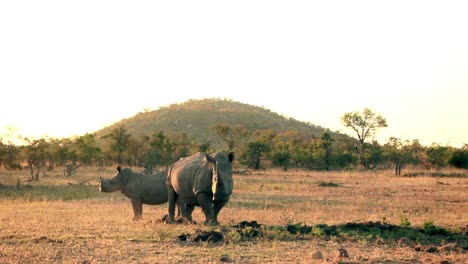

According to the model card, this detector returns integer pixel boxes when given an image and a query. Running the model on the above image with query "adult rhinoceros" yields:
[167,151,234,225]
[99,166,169,221]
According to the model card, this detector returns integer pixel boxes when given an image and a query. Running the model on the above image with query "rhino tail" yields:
[166,164,174,186]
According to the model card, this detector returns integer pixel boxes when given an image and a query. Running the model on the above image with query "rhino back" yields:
[169,153,213,202]
[123,171,168,204]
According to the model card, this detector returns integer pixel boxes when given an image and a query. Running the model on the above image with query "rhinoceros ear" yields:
[117,166,122,172]
[228,152,235,163]
[205,153,216,163]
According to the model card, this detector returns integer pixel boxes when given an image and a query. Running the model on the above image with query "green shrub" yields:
[399,216,411,228]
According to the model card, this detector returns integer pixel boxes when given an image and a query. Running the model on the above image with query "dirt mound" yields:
[285,223,312,234]
[177,229,223,243]
[232,220,262,229]
[231,220,263,238]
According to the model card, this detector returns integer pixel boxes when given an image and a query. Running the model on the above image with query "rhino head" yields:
[207,152,234,201]
[99,166,125,192]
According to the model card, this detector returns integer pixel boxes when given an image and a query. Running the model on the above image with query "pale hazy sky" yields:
[1,1,467,147]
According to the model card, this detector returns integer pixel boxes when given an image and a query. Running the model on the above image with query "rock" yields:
[177,234,188,241]
[220,254,231,262]
[337,248,349,258]
[426,246,438,253]
[311,250,323,259]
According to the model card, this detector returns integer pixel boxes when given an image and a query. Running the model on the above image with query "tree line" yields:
[1,108,467,180]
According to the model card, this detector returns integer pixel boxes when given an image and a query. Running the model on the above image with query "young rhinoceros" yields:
[99,166,169,221]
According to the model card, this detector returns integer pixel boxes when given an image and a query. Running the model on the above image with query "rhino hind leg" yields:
[167,186,178,223]
[131,198,143,221]
[183,203,195,224]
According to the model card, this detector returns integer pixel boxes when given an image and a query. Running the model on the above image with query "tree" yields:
[271,142,291,171]
[61,139,81,176]
[40,137,81,176]
[0,137,4,168]
[276,130,313,169]
[239,141,271,170]
[170,133,191,160]
[213,123,250,151]
[125,136,146,167]
[22,137,50,180]
[1,126,22,169]
[333,152,356,169]
[239,129,275,170]
[143,131,176,172]
[318,131,334,170]
[426,143,451,169]
[383,137,414,175]
[402,139,427,168]
[197,141,211,153]
[101,126,131,164]
[341,108,387,169]
[74,134,101,165]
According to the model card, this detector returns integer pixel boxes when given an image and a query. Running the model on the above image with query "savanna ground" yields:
[0,166,467,264]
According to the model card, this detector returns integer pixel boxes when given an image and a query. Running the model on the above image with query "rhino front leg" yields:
[131,197,143,221]
[196,193,215,225]
[212,199,228,225]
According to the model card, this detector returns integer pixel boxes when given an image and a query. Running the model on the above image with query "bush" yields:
[449,149,468,168]
[423,221,449,236]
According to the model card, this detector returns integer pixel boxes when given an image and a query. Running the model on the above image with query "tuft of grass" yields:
[399,216,411,228]
[403,171,467,178]
[318,181,341,187]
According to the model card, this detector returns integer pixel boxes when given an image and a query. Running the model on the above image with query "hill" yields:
[94,98,348,147]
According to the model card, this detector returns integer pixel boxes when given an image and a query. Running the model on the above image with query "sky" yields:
[1,1,467,147]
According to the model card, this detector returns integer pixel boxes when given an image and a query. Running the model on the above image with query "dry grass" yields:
[0,167,467,263]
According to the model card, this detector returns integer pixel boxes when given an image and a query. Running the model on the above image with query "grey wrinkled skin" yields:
[167,151,234,225]
[99,166,169,221]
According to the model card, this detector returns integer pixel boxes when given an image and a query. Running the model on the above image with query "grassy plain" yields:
[0,166,467,263]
